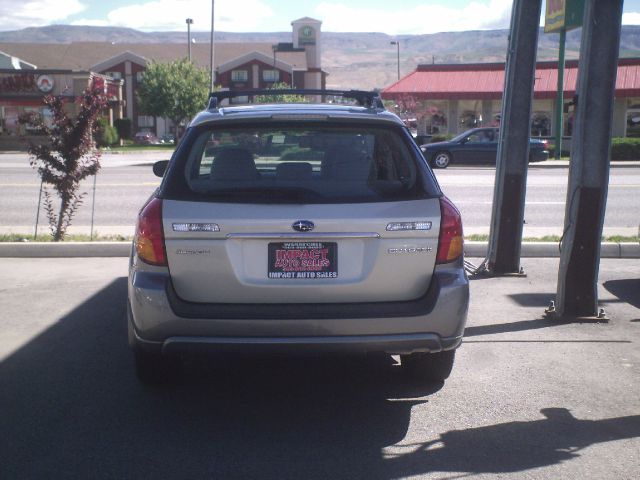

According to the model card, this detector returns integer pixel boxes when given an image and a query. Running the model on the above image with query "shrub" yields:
[611,137,640,160]
[114,118,132,140]
[19,86,107,241]
[96,118,119,147]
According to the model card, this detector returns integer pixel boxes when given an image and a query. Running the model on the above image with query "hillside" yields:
[1,25,639,89]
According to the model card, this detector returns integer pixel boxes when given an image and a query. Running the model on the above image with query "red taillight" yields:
[135,197,167,266]
[436,196,464,264]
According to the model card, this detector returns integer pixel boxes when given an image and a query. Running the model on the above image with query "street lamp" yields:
[390,41,400,81]
[209,1,215,91]
[186,18,194,61]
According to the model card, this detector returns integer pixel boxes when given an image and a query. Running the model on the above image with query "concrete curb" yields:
[0,241,638,259]
[528,161,640,169]
[464,241,640,259]
[0,242,131,258]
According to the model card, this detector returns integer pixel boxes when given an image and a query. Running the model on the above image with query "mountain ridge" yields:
[1,25,639,89]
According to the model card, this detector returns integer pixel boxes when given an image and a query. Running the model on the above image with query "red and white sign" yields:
[36,75,54,93]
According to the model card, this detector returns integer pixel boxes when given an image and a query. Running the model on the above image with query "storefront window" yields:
[458,100,482,130]
[2,106,20,134]
[23,107,39,133]
[531,112,551,136]
[41,108,53,129]
[626,109,640,137]
[422,101,447,134]
[459,110,480,129]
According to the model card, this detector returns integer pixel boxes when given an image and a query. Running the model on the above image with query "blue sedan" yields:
[420,127,549,168]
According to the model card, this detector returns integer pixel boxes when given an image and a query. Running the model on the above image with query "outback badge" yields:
[292,220,315,232]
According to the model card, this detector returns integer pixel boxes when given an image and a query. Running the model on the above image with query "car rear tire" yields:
[134,349,182,385]
[401,349,456,383]
[433,152,451,169]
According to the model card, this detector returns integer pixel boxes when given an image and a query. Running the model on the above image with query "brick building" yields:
[0,17,326,142]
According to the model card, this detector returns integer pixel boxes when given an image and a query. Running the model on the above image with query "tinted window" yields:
[177,125,430,204]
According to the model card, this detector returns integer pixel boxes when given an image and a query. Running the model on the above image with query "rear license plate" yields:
[268,242,338,279]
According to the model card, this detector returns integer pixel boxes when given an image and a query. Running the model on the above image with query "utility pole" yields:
[554,0,623,318]
[186,18,193,62]
[390,41,400,81]
[554,28,566,159]
[546,1,584,159]
[486,0,543,274]
[209,1,215,91]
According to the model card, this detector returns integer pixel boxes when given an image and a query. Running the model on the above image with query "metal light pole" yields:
[209,1,215,91]
[554,0,623,319]
[486,0,543,274]
[390,41,400,81]
[186,18,193,61]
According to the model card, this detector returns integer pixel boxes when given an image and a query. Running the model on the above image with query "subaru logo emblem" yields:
[292,220,314,232]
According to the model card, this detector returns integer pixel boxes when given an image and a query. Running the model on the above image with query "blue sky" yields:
[1,0,640,34]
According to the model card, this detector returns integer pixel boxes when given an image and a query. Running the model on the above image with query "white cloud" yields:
[70,19,111,27]
[314,0,514,34]
[0,0,86,30]
[622,12,640,25]
[97,0,273,32]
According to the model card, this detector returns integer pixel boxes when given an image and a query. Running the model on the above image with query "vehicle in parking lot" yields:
[128,89,469,384]
[160,133,175,144]
[420,127,549,168]
[134,131,161,145]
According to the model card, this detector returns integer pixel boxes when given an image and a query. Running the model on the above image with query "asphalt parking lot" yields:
[0,257,638,479]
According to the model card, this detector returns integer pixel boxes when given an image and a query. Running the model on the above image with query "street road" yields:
[0,257,638,478]
[0,152,638,237]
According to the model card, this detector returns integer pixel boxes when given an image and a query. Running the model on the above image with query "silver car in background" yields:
[128,90,469,384]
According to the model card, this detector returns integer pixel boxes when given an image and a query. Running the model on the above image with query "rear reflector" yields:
[436,196,464,264]
[135,197,167,266]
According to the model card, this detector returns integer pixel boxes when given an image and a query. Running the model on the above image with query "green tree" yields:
[137,59,209,138]
[255,82,307,103]
[19,86,107,241]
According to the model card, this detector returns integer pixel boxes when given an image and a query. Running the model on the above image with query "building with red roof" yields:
[382,58,640,138]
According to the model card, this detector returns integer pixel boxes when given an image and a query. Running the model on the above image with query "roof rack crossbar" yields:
[207,89,385,111]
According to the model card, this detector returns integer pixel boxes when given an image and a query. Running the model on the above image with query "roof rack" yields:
[207,89,385,111]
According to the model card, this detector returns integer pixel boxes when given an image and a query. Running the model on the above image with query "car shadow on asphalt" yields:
[464,316,566,337]
[1,278,638,479]
[603,278,640,310]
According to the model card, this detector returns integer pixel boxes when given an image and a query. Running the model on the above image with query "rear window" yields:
[172,124,431,204]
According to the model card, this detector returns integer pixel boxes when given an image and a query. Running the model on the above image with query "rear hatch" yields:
[161,120,442,304]
[164,200,440,303]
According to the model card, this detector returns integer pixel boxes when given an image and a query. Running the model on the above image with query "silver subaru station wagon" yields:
[128,90,469,384]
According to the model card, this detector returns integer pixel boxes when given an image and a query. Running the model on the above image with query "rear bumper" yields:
[128,262,469,356]
[131,328,463,356]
